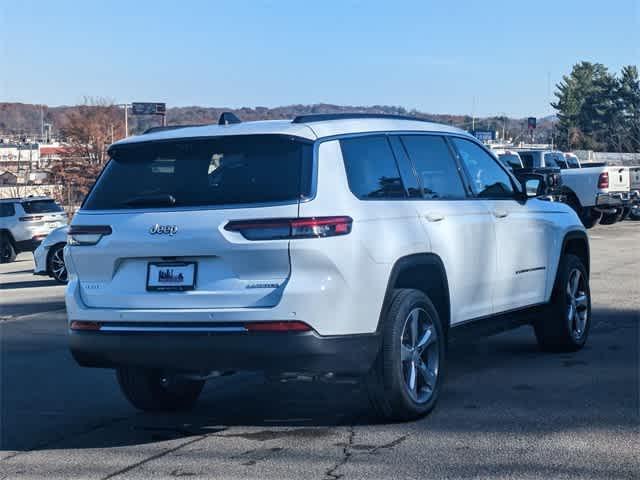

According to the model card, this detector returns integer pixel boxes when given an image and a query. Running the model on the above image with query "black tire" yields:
[0,232,16,264]
[565,196,600,229]
[534,255,591,352]
[619,207,631,221]
[630,205,640,220]
[47,243,68,283]
[599,208,621,225]
[116,367,205,412]
[366,289,446,422]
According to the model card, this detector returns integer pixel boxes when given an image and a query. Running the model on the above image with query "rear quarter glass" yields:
[83,135,314,210]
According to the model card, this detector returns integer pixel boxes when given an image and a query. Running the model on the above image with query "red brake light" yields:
[244,321,312,332]
[225,216,352,240]
[68,225,112,246]
[598,172,609,189]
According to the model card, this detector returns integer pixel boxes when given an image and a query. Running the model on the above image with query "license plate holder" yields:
[147,262,197,291]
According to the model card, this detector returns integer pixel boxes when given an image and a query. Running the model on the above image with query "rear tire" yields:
[619,207,631,221]
[534,254,591,352]
[565,195,600,229]
[0,232,16,264]
[366,289,446,422]
[599,208,621,225]
[116,367,205,412]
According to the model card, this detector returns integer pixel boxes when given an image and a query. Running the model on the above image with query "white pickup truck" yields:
[516,150,638,227]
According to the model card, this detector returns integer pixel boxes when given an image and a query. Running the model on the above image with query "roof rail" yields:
[142,124,208,135]
[291,113,431,124]
[218,112,242,125]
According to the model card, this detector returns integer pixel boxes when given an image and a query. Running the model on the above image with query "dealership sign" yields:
[131,102,166,116]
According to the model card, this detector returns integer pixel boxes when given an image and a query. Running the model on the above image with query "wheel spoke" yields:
[570,270,581,297]
[408,362,417,396]
[416,326,434,352]
[575,294,588,309]
[417,360,436,389]
[409,310,419,347]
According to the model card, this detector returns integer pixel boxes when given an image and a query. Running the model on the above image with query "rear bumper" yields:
[69,326,380,375]
[596,192,630,207]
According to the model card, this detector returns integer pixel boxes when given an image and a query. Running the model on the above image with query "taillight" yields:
[244,321,312,332]
[225,216,352,240]
[19,215,43,222]
[68,225,112,246]
[598,172,609,189]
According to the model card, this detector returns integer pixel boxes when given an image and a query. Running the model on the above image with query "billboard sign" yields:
[471,130,495,142]
[131,102,166,115]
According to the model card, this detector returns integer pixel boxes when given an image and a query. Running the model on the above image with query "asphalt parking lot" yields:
[0,222,638,479]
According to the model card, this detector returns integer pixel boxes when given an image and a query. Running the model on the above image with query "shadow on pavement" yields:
[0,307,637,453]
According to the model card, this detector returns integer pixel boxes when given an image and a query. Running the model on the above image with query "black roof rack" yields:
[142,124,208,135]
[291,113,431,124]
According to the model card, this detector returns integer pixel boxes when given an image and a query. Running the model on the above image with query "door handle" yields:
[493,210,509,218]
[425,213,445,222]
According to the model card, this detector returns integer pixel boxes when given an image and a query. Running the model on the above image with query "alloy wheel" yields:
[566,268,588,341]
[50,246,67,282]
[400,308,439,404]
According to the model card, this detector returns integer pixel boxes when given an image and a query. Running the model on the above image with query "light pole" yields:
[116,104,130,139]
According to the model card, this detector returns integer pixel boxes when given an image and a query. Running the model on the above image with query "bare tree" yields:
[53,97,119,209]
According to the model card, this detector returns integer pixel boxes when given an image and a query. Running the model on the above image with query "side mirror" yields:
[524,178,542,197]
[514,172,547,200]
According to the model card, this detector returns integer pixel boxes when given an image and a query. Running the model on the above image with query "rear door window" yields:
[519,152,534,168]
[340,135,406,199]
[21,200,63,214]
[83,135,313,210]
[543,153,560,168]
[399,135,466,199]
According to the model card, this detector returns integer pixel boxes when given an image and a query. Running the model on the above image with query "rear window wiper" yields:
[122,194,177,207]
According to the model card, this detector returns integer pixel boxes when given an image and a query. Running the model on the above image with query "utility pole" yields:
[40,105,44,142]
[472,96,477,131]
[117,104,130,138]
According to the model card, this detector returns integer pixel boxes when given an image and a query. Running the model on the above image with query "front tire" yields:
[47,243,68,283]
[366,289,446,421]
[534,255,591,352]
[116,367,205,412]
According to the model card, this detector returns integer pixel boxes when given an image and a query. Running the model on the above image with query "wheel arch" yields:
[561,230,590,276]
[377,253,451,335]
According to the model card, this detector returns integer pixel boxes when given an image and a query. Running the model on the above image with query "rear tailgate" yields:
[605,166,630,191]
[629,166,640,191]
[67,134,313,310]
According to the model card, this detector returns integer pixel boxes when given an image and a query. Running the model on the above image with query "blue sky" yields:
[2,0,638,117]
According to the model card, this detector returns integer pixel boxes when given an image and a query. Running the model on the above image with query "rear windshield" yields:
[498,154,522,169]
[518,152,535,168]
[83,135,313,210]
[21,200,63,214]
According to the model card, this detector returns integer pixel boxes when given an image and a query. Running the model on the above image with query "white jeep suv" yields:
[65,113,591,420]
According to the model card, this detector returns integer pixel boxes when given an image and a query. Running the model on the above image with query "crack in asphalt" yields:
[101,427,228,480]
[324,426,355,480]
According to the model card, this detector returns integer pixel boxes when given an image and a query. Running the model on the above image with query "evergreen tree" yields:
[617,65,640,152]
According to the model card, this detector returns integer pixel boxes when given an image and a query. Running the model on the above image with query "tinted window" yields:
[519,152,534,168]
[83,135,313,210]
[451,138,514,198]
[340,136,406,199]
[544,153,559,168]
[566,155,580,168]
[21,200,63,214]
[0,203,15,217]
[388,136,421,198]
[400,135,466,199]
[498,153,523,170]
